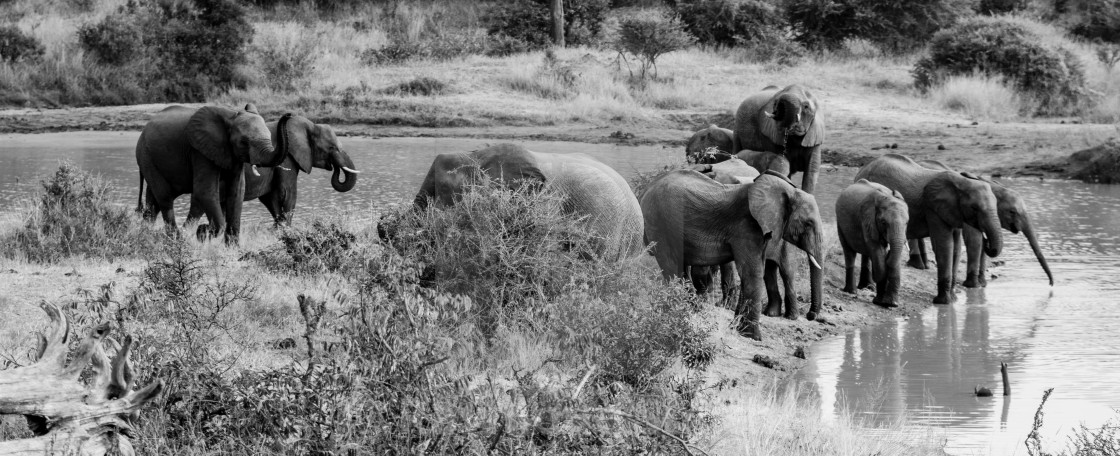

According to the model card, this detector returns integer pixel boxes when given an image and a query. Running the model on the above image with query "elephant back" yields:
[733,88,782,153]
[538,152,645,260]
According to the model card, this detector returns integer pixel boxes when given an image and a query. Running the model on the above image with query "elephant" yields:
[854,154,1003,304]
[640,169,825,340]
[135,104,285,244]
[910,160,1053,288]
[733,84,826,193]
[185,115,360,226]
[411,143,644,261]
[685,158,759,299]
[835,179,910,307]
[685,124,736,164]
[737,150,791,177]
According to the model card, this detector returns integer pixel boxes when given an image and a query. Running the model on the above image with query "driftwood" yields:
[0,302,162,456]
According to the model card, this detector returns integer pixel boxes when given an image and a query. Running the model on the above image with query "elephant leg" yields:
[689,265,714,295]
[193,171,224,242]
[951,229,963,287]
[800,146,821,194]
[719,262,737,307]
[930,227,956,304]
[842,248,858,294]
[734,256,766,341]
[908,239,927,269]
[857,255,874,290]
[185,193,205,226]
[962,225,986,288]
[219,169,246,245]
[779,255,798,320]
[763,260,783,317]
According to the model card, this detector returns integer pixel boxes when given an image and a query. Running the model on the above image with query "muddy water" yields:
[3,132,1119,455]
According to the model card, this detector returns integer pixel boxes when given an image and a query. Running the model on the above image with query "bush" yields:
[614,14,695,81]
[277,218,362,274]
[252,25,319,93]
[77,13,143,65]
[360,30,493,65]
[381,76,448,96]
[977,0,1027,15]
[674,0,787,48]
[487,0,610,49]
[1,163,166,263]
[0,25,44,63]
[144,0,255,101]
[1064,0,1120,45]
[912,16,1089,115]
[786,0,976,53]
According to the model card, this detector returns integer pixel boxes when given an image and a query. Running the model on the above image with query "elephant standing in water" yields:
[855,154,1003,304]
[641,170,825,340]
[835,179,910,307]
[910,160,1053,288]
[187,115,360,226]
[411,144,645,261]
[135,104,285,244]
[733,84,826,193]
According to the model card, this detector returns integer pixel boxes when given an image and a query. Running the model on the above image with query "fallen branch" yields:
[578,407,710,456]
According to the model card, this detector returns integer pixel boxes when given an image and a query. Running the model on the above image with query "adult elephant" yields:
[686,158,759,300]
[912,160,1053,288]
[641,170,825,340]
[413,144,644,261]
[855,154,1003,304]
[186,115,360,226]
[136,104,285,244]
[733,84,825,193]
[835,179,910,307]
[685,124,736,164]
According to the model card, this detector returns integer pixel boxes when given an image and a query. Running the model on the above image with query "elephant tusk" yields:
[341,166,361,174]
[251,165,261,177]
[279,166,292,171]
[808,254,822,270]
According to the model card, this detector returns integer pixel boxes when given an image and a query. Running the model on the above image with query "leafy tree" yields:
[614,14,695,81]
[786,0,977,53]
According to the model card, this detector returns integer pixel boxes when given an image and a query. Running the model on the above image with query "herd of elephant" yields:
[133,85,1053,341]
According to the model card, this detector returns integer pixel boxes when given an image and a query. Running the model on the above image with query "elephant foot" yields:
[932,292,953,305]
[907,256,928,270]
[195,224,211,242]
[806,310,818,321]
[872,296,898,308]
[736,320,762,341]
[842,286,856,294]
[962,276,987,288]
[784,310,799,320]
[764,304,783,318]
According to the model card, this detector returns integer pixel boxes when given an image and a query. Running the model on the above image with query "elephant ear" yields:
[187,106,236,170]
[801,92,825,147]
[748,175,792,255]
[283,115,314,174]
[759,93,784,146]
[924,173,963,228]
[860,197,884,247]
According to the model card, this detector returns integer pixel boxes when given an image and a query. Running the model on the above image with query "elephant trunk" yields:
[1021,214,1054,286]
[982,210,1003,258]
[806,230,824,321]
[329,150,358,192]
[881,224,907,305]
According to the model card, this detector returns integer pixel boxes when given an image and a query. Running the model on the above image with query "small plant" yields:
[381,76,447,96]
[613,14,695,81]
[278,218,361,275]
[0,25,44,63]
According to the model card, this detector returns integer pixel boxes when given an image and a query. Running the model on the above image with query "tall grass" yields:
[930,74,1025,121]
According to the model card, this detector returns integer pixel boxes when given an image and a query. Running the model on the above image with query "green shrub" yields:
[252,26,319,93]
[144,0,255,101]
[786,0,976,53]
[912,16,1089,115]
[977,0,1027,15]
[487,0,610,49]
[1,163,166,263]
[381,76,448,96]
[674,0,787,48]
[0,25,44,63]
[277,218,362,275]
[1065,0,1120,45]
[614,14,695,81]
[77,13,143,65]
[361,30,493,65]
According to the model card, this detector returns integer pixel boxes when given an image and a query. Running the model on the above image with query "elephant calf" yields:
[835,179,910,307]
[685,125,736,164]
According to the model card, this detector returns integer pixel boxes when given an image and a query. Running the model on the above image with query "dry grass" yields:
[930,74,1026,121]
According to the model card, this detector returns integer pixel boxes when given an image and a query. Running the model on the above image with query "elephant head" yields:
[860,182,909,306]
[761,85,825,149]
[987,178,1053,286]
[281,115,360,192]
[412,145,546,210]
[748,171,825,320]
[925,172,1004,258]
[685,125,736,164]
[187,103,283,170]
[737,150,791,176]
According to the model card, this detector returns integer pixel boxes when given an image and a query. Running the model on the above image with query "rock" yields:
[975,385,993,397]
[890,143,898,149]
[937,144,947,150]
[793,346,807,359]
[115,267,125,273]
[1067,140,1120,184]
[752,354,779,369]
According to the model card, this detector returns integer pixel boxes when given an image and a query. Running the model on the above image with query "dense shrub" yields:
[252,26,319,92]
[145,0,255,101]
[674,0,787,48]
[977,0,1027,15]
[77,14,143,65]
[1064,0,1120,44]
[912,16,1088,115]
[786,0,976,53]
[487,0,610,49]
[277,218,361,274]
[1,164,166,263]
[361,30,493,65]
[381,76,448,96]
[0,25,44,62]
[614,14,695,81]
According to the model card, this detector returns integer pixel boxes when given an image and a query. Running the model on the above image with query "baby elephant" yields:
[836,179,910,307]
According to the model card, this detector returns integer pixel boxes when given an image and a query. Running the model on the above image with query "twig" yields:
[577,408,710,456]
[1025,388,1054,456]
[571,365,596,400]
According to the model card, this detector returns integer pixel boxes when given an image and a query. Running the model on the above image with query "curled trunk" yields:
[329,150,358,192]
[1020,215,1054,286]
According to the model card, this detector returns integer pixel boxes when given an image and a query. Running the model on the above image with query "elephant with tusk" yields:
[135,104,285,244]
[187,114,359,227]
[733,84,826,194]
[855,154,1004,304]
[911,159,1053,288]
[641,169,825,340]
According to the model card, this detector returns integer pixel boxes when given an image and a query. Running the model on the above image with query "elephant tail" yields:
[136,173,145,214]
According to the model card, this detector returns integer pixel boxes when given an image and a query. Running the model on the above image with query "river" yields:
[2,131,1118,455]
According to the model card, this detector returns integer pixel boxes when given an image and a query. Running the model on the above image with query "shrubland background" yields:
[0,0,1119,127]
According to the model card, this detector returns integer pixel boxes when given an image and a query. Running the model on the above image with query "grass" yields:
[931,74,1025,121]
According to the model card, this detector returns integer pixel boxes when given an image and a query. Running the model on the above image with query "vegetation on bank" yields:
[1,0,1119,123]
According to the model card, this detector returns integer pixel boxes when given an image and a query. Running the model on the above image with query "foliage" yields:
[252,25,319,93]
[143,0,255,101]
[977,0,1026,15]
[1063,0,1120,45]
[1098,42,1120,72]
[381,76,448,96]
[277,218,362,275]
[613,14,695,81]
[77,13,143,66]
[912,16,1088,116]
[0,25,43,63]
[487,0,610,49]
[785,0,977,54]
[361,30,493,65]
[674,0,787,48]
[1024,388,1120,456]
[1,163,166,263]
